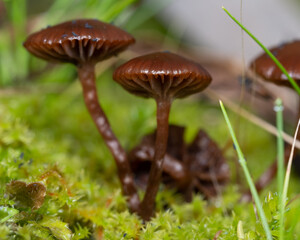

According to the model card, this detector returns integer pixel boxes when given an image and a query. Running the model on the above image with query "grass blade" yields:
[279,118,300,240]
[219,100,272,240]
[125,0,173,31]
[275,98,284,197]
[222,6,300,95]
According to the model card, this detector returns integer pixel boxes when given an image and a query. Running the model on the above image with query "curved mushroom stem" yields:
[139,98,171,221]
[77,63,140,212]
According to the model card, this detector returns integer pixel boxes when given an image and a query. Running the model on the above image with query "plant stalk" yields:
[77,63,140,212]
[279,118,300,240]
[219,100,272,240]
[275,98,284,197]
[139,98,171,221]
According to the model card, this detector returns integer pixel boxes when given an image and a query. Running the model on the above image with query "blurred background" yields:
[2,0,300,83]
[161,0,300,63]
[1,0,300,110]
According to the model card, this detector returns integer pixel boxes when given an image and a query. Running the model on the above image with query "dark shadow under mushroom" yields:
[128,124,230,202]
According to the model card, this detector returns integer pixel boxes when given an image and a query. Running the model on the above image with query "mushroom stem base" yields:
[139,98,171,221]
[77,64,139,212]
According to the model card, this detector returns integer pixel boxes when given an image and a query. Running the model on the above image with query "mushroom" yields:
[244,40,300,199]
[23,19,139,212]
[113,51,212,220]
[250,40,300,89]
[250,40,300,121]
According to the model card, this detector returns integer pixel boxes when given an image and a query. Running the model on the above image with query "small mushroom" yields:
[246,40,300,199]
[113,51,212,220]
[23,19,139,212]
[251,40,300,124]
[251,40,300,88]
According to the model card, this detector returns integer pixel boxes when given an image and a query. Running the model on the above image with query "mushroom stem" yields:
[77,63,140,212]
[139,98,171,221]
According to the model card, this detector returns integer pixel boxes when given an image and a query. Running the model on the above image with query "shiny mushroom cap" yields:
[250,40,300,88]
[24,19,135,65]
[113,52,212,99]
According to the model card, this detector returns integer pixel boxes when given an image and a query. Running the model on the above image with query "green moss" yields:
[0,69,298,239]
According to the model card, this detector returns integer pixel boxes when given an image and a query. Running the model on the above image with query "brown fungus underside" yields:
[24,19,135,65]
[113,52,212,100]
[114,52,212,220]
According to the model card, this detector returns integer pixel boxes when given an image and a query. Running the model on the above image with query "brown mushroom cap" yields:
[250,40,300,87]
[23,19,135,65]
[113,52,212,99]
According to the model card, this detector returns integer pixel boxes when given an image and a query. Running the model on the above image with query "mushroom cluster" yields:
[24,19,223,221]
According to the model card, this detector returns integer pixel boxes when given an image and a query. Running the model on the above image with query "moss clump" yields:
[0,76,299,239]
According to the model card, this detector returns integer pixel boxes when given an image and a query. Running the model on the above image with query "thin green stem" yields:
[275,98,284,197]
[101,0,136,22]
[222,6,300,95]
[280,118,300,240]
[219,100,272,240]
